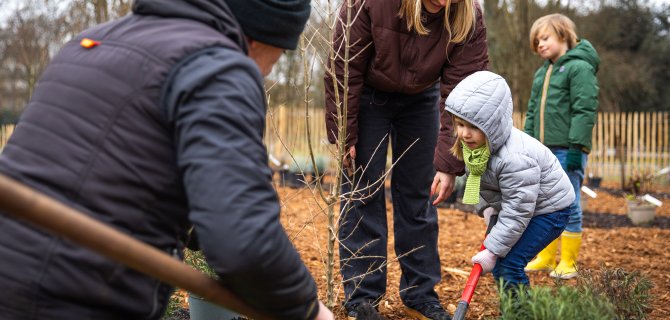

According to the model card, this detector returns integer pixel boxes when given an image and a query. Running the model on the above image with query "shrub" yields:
[624,169,656,204]
[497,265,654,320]
[578,266,653,319]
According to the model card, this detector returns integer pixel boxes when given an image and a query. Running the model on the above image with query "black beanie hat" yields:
[224,0,311,50]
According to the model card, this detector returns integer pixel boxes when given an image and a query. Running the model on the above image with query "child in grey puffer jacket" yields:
[432,71,575,293]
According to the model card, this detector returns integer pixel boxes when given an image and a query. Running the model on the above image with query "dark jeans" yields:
[492,207,570,290]
[339,84,440,309]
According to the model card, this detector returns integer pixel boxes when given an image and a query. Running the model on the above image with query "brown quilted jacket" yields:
[324,0,488,175]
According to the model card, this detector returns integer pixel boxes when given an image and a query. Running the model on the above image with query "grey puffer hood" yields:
[443,71,575,258]
[444,71,513,154]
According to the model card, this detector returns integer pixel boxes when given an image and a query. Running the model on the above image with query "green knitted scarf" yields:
[462,143,491,204]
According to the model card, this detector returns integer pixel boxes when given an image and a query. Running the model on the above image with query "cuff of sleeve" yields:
[483,237,507,258]
[569,144,589,153]
[433,157,465,176]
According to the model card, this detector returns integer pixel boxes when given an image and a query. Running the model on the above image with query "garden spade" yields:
[0,173,273,320]
[453,214,498,320]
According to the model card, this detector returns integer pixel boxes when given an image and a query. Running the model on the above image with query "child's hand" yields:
[472,249,497,274]
[483,207,498,226]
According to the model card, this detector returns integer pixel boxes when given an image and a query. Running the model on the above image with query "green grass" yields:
[498,283,616,320]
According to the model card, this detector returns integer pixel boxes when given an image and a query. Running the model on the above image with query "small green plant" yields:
[183,248,216,278]
[160,294,189,320]
[498,282,616,320]
[578,266,653,319]
[625,169,656,203]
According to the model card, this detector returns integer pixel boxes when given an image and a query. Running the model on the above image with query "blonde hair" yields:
[449,115,490,160]
[450,136,465,160]
[398,0,476,44]
[529,13,578,53]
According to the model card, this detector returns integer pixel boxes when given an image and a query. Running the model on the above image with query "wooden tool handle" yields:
[0,173,272,320]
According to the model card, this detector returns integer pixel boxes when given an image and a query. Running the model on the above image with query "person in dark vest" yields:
[0,0,333,319]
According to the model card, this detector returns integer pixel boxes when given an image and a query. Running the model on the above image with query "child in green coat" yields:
[523,13,600,279]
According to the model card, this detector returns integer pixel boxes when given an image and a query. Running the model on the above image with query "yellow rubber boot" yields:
[524,238,558,272]
[550,231,582,279]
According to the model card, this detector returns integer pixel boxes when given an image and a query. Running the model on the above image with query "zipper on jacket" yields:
[539,64,553,143]
[400,32,417,89]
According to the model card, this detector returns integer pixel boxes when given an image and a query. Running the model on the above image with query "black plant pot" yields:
[587,177,602,189]
[188,294,239,320]
[278,169,307,188]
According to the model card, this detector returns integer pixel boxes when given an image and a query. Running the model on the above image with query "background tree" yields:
[2,0,670,123]
[0,0,131,123]
[483,0,670,113]
[591,0,670,112]
[0,1,68,122]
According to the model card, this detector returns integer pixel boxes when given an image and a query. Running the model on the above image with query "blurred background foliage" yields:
[0,0,669,125]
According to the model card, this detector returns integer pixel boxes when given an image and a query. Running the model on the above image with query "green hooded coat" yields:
[524,39,600,152]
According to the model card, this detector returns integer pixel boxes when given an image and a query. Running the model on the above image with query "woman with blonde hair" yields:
[324,0,488,319]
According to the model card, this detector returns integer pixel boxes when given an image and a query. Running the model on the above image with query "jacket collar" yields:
[133,0,247,53]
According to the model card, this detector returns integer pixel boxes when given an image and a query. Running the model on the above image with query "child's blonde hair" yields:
[398,0,476,44]
[449,115,490,160]
[529,13,578,53]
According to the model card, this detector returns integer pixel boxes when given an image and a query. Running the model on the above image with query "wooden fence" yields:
[2,111,669,182]
[513,112,670,182]
[266,109,670,182]
[263,106,331,166]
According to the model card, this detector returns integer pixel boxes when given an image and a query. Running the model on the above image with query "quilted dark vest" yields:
[0,13,242,320]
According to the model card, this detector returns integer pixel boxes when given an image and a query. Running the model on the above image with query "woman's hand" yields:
[343,146,356,176]
[430,171,455,205]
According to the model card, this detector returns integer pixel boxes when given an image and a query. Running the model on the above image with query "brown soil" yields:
[277,180,670,319]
